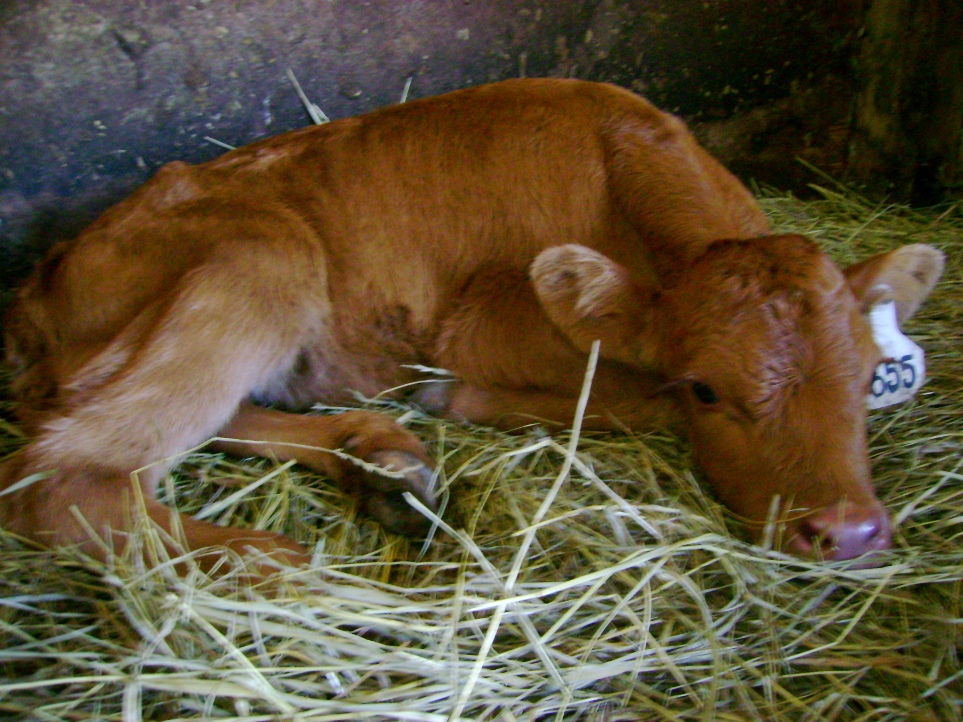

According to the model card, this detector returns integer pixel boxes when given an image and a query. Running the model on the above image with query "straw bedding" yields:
[0,186,960,721]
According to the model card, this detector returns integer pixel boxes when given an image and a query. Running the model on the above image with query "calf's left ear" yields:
[530,244,659,367]
[843,244,944,325]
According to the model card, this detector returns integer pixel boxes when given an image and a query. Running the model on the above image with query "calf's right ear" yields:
[530,244,659,367]
[844,244,944,325]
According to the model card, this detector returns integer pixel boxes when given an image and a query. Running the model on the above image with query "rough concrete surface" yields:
[0,0,863,289]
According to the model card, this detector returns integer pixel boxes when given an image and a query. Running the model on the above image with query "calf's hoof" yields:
[355,450,440,537]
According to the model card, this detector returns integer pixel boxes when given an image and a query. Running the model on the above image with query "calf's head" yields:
[532,235,943,563]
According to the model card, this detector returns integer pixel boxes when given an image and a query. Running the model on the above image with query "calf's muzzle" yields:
[789,500,892,563]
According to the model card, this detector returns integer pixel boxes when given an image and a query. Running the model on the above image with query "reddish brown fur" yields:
[1,79,943,568]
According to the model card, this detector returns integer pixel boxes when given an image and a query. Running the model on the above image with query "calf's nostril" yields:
[796,505,892,563]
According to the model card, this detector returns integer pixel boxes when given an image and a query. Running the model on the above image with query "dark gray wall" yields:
[0,0,865,289]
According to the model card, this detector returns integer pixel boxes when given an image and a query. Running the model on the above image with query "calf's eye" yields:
[691,381,719,405]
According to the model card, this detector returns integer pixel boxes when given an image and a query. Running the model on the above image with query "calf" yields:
[1,78,943,567]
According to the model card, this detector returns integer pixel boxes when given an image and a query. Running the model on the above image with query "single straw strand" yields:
[450,340,600,720]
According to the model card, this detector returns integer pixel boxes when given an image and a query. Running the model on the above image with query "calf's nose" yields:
[791,502,892,564]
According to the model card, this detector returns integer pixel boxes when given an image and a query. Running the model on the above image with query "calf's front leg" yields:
[423,370,678,433]
[213,403,439,536]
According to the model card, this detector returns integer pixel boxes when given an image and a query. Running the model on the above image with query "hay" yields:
[1,188,961,721]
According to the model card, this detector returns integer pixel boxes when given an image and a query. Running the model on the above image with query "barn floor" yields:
[1,188,961,721]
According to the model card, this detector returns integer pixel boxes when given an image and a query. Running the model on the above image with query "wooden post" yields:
[850,0,963,203]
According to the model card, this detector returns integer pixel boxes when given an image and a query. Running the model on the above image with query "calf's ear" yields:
[530,244,659,367]
[843,244,944,325]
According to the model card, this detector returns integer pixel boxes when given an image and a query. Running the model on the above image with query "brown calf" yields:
[1,78,943,567]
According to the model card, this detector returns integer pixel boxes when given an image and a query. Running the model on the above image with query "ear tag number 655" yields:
[867,301,926,410]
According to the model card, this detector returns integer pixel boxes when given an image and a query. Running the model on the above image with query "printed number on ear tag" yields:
[867,301,926,410]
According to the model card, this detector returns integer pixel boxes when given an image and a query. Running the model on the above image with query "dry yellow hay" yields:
[0,186,961,721]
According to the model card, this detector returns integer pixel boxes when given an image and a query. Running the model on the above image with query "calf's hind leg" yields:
[0,248,324,567]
